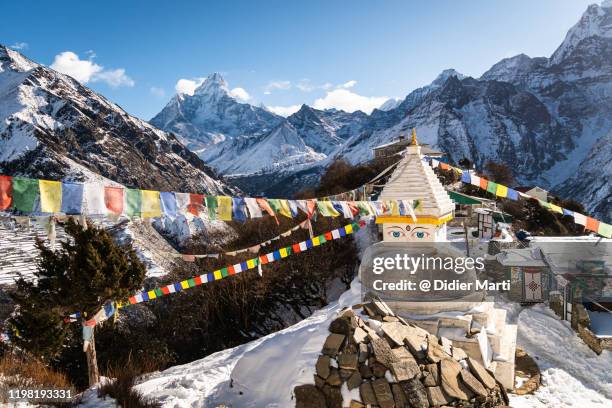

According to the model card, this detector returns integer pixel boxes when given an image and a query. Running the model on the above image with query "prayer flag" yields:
[288,200,299,217]
[538,200,551,209]
[486,181,498,195]
[141,190,161,218]
[205,196,218,220]
[39,180,62,213]
[160,192,178,218]
[586,217,600,233]
[267,199,283,216]
[470,174,481,188]
[246,258,257,269]
[278,200,293,217]
[317,201,340,217]
[357,201,372,216]
[573,213,587,226]
[12,177,39,213]
[0,175,12,210]
[549,204,564,214]
[217,196,233,221]
[189,194,205,217]
[506,188,519,200]
[126,189,142,216]
[598,222,611,239]
[245,197,263,218]
[562,208,574,217]
[256,198,276,217]
[461,171,471,184]
[479,178,488,190]
[175,192,190,215]
[84,182,106,215]
[495,184,508,198]
[61,182,84,214]
[232,197,248,222]
[389,200,400,216]
[104,186,124,215]
[439,162,450,171]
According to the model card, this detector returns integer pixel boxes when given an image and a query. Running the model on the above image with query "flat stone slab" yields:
[371,337,399,368]
[467,357,496,389]
[391,383,408,407]
[353,326,368,344]
[392,347,416,363]
[390,358,420,382]
[347,370,362,390]
[372,378,395,408]
[316,355,330,379]
[425,363,440,386]
[322,333,345,357]
[461,369,488,397]
[427,336,450,363]
[400,378,429,408]
[358,343,369,363]
[359,381,378,405]
[426,385,452,406]
[440,358,470,400]
[338,353,358,370]
[295,384,326,408]
[452,346,468,361]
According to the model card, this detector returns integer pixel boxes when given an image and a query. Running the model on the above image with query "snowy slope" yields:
[77,281,612,408]
[0,46,230,194]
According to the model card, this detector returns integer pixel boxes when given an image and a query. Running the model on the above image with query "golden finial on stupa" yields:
[410,128,418,146]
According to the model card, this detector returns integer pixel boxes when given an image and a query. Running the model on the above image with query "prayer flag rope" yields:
[427,158,611,239]
[0,175,416,222]
[66,220,366,324]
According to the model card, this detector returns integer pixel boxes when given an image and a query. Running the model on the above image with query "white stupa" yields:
[377,129,454,242]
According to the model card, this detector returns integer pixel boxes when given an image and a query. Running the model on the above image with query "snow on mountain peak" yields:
[0,44,38,73]
[378,98,401,111]
[431,68,466,87]
[193,72,230,98]
[550,2,612,64]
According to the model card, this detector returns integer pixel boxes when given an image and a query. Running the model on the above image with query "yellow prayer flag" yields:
[180,280,190,289]
[550,204,564,214]
[345,224,353,234]
[495,184,508,198]
[246,259,257,269]
[389,200,400,216]
[39,180,62,213]
[312,236,321,246]
[217,196,233,221]
[278,200,293,217]
[279,247,288,258]
[141,190,161,218]
[213,270,222,280]
[147,290,157,300]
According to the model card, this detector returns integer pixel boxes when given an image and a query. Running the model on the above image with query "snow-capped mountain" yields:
[0,45,229,194]
[378,98,401,111]
[149,2,612,220]
[150,73,282,155]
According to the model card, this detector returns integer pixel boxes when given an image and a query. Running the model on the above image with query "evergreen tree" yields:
[10,219,146,363]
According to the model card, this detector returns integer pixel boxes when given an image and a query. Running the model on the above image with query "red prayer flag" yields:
[104,186,124,215]
[194,276,203,285]
[325,232,333,240]
[228,265,236,275]
[0,175,12,210]
[259,255,269,264]
[188,194,204,216]
[479,178,488,190]
[439,162,450,170]
[586,217,600,232]
[161,287,170,295]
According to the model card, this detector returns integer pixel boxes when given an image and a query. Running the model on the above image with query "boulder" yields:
[372,378,395,408]
[322,334,345,357]
[400,378,430,408]
[294,384,326,408]
[315,355,331,379]
[466,357,496,389]
[359,381,378,405]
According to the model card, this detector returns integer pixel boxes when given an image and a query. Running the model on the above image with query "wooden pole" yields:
[85,327,100,386]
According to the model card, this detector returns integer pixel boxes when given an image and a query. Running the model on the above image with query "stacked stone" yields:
[294,300,509,408]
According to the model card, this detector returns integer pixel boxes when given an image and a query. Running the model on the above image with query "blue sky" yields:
[1,0,594,119]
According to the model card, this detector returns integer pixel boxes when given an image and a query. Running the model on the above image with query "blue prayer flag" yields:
[160,192,178,218]
[61,182,84,214]
[506,188,519,200]
[232,197,248,222]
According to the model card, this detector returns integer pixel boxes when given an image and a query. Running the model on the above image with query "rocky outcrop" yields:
[294,302,509,407]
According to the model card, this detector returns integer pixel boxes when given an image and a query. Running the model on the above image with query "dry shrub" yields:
[99,362,160,408]
[0,352,75,402]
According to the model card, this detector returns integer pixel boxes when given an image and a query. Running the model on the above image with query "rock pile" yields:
[294,300,509,408]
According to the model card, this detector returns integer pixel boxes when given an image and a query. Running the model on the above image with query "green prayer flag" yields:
[126,189,142,216]
[206,196,218,220]
[221,267,228,277]
[12,177,39,212]
[486,181,498,194]
[154,288,164,297]
[187,278,196,287]
[267,199,282,213]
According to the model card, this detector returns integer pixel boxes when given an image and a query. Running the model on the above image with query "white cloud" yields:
[264,80,292,94]
[312,89,388,114]
[267,104,301,117]
[50,51,134,88]
[175,78,205,95]
[229,87,250,101]
[10,42,28,50]
[150,86,166,98]
[340,80,357,89]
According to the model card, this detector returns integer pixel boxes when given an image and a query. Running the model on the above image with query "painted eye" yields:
[412,231,430,239]
[392,231,401,238]
[388,229,405,238]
